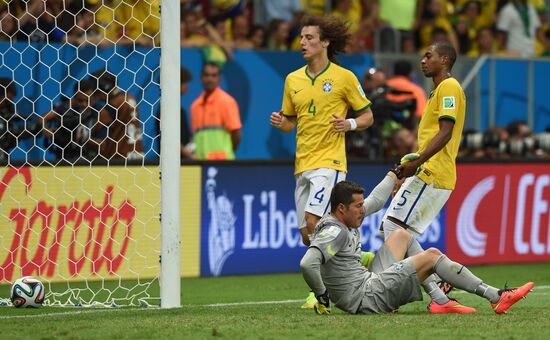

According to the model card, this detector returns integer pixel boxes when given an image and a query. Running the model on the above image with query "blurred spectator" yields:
[347,67,388,159]
[496,0,541,57]
[156,67,195,160]
[388,127,418,159]
[386,60,427,129]
[401,32,417,53]
[181,10,233,64]
[16,0,65,43]
[362,67,387,98]
[253,0,304,27]
[204,0,246,22]
[301,0,331,16]
[267,19,290,50]
[91,70,144,161]
[231,14,254,49]
[332,0,361,33]
[0,77,41,163]
[468,27,496,56]
[66,4,105,46]
[105,0,160,47]
[349,17,376,52]
[0,7,17,41]
[190,62,242,160]
[249,24,267,48]
[416,0,458,52]
[41,80,98,162]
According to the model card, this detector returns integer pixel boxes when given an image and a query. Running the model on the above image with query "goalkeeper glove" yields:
[314,291,331,315]
[400,152,420,164]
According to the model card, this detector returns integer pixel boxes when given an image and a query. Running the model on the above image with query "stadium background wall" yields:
[1,162,548,281]
[1,43,550,161]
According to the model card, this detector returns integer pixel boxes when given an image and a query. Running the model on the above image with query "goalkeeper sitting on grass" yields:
[300,176,534,315]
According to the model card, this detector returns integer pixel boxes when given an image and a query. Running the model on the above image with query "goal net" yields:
[0,0,179,307]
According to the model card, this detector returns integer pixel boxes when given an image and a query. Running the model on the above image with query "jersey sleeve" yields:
[223,96,242,132]
[281,75,295,116]
[344,71,371,112]
[310,224,348,263]
[436,80,461,123]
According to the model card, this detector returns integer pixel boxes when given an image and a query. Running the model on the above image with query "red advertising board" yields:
[446,163,550,264]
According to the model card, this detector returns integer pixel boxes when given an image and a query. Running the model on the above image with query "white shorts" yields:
[382,176,451,234]
[295,168,346,229]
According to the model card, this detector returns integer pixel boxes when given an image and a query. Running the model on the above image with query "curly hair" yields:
[301,15,350,64]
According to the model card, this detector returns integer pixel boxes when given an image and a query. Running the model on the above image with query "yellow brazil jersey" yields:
[281,62,371,175]
[417,77,465,190]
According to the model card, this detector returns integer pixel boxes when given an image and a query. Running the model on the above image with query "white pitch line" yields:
[1,286,549,319]
[0,307,155,320]
[196,299,303,307]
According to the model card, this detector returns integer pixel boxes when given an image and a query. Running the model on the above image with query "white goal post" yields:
[159,0,181,309]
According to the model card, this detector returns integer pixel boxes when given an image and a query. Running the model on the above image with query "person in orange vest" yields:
[190,62,242,160]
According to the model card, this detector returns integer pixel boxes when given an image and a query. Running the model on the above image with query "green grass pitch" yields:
[1,262,549,339]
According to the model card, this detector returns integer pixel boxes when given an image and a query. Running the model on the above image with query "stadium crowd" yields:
[0,0,550,163]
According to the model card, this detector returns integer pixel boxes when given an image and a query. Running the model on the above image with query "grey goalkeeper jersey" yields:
[301,174,395,313]
[309,216,371,313]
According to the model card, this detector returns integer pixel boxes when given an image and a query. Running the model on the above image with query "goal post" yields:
[159,0,181,309]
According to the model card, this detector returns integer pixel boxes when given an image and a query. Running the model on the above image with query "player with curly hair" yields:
[269,15,374,309]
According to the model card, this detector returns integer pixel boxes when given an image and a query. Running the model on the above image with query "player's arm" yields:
[271,75,297,132]
[363,170,399,215]
[300,248,326,296]
[331,72,374,132]
[354,106,374,131]
[397,118,454,178]
[270,110,297,132]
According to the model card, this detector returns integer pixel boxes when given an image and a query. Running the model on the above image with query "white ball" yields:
[10,276,46,308]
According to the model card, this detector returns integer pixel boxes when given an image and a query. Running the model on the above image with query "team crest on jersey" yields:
[443,96,455,109]
[322,79,333,93]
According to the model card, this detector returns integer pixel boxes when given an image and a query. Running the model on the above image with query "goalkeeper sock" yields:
[434,255,482,293]
[474,283,500,304]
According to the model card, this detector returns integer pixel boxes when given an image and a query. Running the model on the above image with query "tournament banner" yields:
[446,163,550,264]
[200,163,446,276]
[0,166,160,283]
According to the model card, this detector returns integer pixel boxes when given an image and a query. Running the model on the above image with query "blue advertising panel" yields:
[200,162,446,277]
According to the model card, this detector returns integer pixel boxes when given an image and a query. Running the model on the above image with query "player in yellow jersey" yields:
[269,15,374,309]
[380,42,478,314]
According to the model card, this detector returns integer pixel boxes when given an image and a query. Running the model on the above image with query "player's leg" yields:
[303,168,346,236]
[295,172,311,246]
[412,249,534,314]
[295,172,318,309]
[380,177,456,310]
[297,168,345,309]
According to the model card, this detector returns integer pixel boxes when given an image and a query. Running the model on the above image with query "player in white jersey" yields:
[300,179,534,315]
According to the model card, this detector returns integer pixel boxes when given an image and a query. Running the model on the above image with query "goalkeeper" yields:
[300,179,534,315]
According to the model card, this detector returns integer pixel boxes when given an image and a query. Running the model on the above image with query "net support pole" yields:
[160,0,181,308]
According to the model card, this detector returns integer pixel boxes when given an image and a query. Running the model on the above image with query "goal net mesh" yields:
[0,0,162,307]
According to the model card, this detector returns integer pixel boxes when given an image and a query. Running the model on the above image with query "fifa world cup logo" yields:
[206,167,236,276]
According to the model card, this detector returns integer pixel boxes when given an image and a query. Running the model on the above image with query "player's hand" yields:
[314,291,331,315]
[269,110,284,128]
[330,114,348,132]
[395,153,422,179]
[395,160,421,179]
